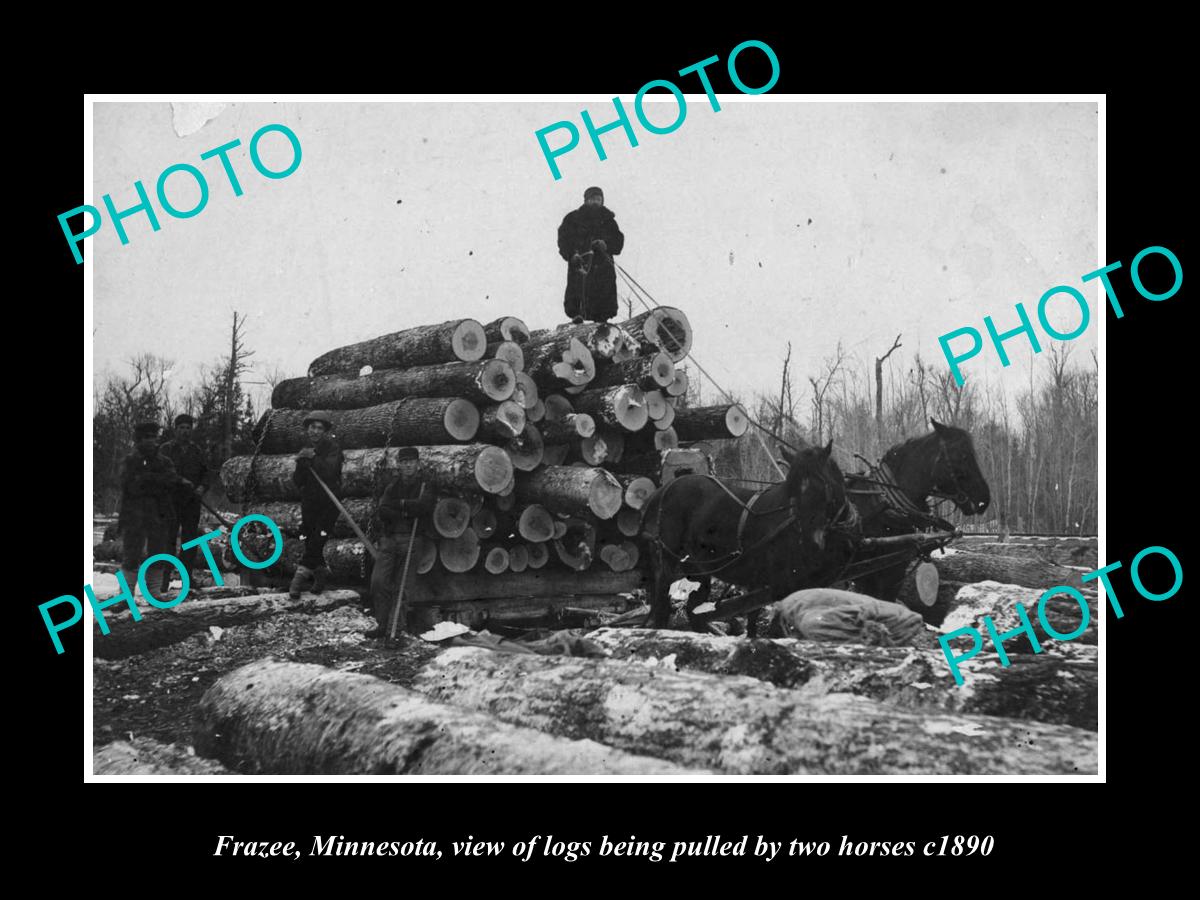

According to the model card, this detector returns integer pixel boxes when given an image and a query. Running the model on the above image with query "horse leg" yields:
[684,576,713,633]
[647,545,673,628]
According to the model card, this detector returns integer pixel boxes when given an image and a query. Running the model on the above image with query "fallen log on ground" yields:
[308,319,487,376]
[409,568,644,604]
[940,580,1098,651]
[222,444,513,501]
[931,550,1090,592]
[413,648,1097,774]
[231,534,368,583]
[93,589,360,659]
[954,538,1098,569]
[195,660,692,774]
[94,737,231,775]
[586,628,1097,730]
[273,358,515,409]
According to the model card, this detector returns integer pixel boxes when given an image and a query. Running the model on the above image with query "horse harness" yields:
[653,471,854,578]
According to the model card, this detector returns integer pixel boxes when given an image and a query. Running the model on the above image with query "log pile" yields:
[216,309,749,626]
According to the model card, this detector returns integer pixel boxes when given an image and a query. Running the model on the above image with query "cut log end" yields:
[514,373,539,410]
[453,320,487,361]
[645,308,693,361]
[526,542,550,569]
[508,544,530,573]
[517,504,555,543]
[439,528,481,573]
[667,369,688,397]
[505,424,546,472]
[654,427,679,451]
[443,398,481,441]
[473,446,514,494]
[649,351,675,386]
[489,340,525,374]
[483,546,510,574]
[479,358,516,402]
[432,497,473,538]
[589,470,625,520]
[617,506,643,537]
[622,476,656,510]
[726,404,749,437]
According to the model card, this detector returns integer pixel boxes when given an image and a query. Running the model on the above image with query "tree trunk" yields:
[439,528,481,573]
[307,319,487,376]
[540,413,595,443]
[412,648,1096,774]
[617,475,656,509]
[195,660,691,775]
[487,340,524,374]
[515,466,623,519]
[517,504,555,542]
[672,404,750,440]
[244,498,377,539]
[588,351,676,391]
[256,399,479,453]
[477,400,526,441]
[616,506,643,537]
[273,359,515,409]
[526,542,550,569]
[525,335,596,389]
[528,321,639,362]
[513,373,539,410]
[504,423,545,472]
[571,384,648,431]
[222,444,513,501]
[942,580,1098,650]
[618,307,693,361]
[586,629,1097,731]
[955,537,1098,569]
[931,550,1090,592]
[482,316,530,345]
[482,544,510,574]
[230,534,370,583]
[666,368,688,397]
[93,589,359,659]
[431,497,472,538]
[508,544,529,573]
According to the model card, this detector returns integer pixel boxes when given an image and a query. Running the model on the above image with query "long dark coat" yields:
[557,204,625,321]
[118,449,178,537]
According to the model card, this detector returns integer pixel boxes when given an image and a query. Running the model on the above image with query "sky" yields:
[92,99,1098,411]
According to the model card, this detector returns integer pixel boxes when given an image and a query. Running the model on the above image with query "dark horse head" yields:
[885,418,989,515]
[778,440,847,550]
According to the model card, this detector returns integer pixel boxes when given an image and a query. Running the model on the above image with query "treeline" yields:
[92,313,263,513]
[681,341,1097,535]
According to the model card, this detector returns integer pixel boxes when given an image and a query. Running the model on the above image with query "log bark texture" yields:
[256,399,478,452]
[94,737,232,775]
[222,445,513,501]
[571,385,648,431]
[413,648,1097,774]
[515,466,623,519]
[195,660,695,775]
[308,319,487,376]
[585,629,1097,730]
[672,404,750,441]
[478,401,526,441]
[587,351,676,390]
[940,580,1099,650]
[931,550,1090,592]
[954,538,1098,569]
[93,589,359,659]
[273,359,515,409]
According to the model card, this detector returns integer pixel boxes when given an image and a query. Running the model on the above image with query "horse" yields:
[639,441,851,633]
[844,418,990,606]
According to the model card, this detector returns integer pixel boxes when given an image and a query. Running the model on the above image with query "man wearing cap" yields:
[119,422,188,596]
[159,413,209,578]
[366,446,435,637]
[557,186,625,324]
[289,412,344,599]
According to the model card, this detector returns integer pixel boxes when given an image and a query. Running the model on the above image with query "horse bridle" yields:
[928,436,976,510]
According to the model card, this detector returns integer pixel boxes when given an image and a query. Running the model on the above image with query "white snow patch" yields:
[923,720,989,737]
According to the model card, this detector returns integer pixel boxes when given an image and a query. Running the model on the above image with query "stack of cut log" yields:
[215,309,748,617]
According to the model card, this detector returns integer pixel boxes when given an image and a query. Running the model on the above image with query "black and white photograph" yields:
[85,96,1101,778]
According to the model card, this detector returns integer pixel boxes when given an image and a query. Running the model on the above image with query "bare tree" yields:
[875,334,902,448]
[808,341,845,445]
[223,311,256,458]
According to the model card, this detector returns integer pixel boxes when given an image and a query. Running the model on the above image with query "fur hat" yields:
[302,411,333,430]
[584,186,604,201]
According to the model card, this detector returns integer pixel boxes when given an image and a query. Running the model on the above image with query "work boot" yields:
[311,565,330,595]
[571,316,584,325]
[289,565,313,600]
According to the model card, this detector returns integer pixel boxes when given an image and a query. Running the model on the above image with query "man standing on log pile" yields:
[159,414,209,581]
[557,186,625,324]
[119,422,187,597]
[289,412,344,599]
[365,447,435,638]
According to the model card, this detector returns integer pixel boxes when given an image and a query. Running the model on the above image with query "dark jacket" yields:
[378,476,435,534]
[119,449,179,533]
[159,438,208,504]
[291,435,344,516]
[557,204,625,321]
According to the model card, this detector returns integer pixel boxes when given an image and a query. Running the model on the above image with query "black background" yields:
[21,28,1187,883]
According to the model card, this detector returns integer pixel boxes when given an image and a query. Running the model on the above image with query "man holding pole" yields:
[366,446,434,638]
[289,412,344,599]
